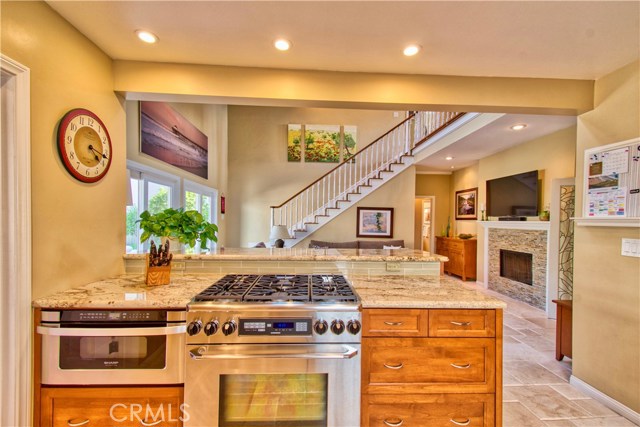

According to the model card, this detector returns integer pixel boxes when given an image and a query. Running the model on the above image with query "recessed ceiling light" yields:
[510,124,527,131]
[450,166,455,169]
[445,156,454,161]
[136,30,158,44]
[274,39,291,51]
[403,44,422,57]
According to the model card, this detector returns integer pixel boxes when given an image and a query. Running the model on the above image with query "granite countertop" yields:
[123,247,448,262]
[33,274,504,310]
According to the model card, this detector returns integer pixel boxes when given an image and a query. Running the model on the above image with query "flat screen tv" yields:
[487,170,539,217]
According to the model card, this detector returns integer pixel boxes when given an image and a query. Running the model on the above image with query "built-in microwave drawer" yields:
[363,337,496,394]
[38,310,186,385]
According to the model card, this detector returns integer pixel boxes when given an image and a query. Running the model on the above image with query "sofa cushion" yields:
[358,239,405,249]
[309,240,359,249]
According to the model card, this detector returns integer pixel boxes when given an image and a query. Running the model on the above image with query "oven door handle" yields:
[36,325,186,337]
[189,344,359,360]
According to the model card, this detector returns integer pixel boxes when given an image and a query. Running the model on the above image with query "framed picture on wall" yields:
[357,207,394,238]
[287,124,302,162]
[455,187,478,220]
[140,101,209,179]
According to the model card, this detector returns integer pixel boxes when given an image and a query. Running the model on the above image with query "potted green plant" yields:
[137,208,218,284]
[539,205,550,221]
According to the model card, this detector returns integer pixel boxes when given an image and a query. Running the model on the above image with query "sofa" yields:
[308,239,405,249]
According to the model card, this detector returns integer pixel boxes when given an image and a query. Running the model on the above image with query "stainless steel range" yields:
[184,274,361,427]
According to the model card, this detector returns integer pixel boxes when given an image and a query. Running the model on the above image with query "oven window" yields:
[59,335,166,369]
[219,373,328,427]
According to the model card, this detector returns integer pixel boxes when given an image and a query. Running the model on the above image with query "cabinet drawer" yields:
[363,393,495,427]
[363,309,428,337]
[363,338,495,394]
[41,386,184,427]
[429,309,496,338]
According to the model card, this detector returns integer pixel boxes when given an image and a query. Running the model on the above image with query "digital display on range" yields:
[273,322,294,329]
[239,318,311,336]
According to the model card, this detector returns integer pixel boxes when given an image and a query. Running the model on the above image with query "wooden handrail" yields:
[270,113,416,209]
[410,112,467,153]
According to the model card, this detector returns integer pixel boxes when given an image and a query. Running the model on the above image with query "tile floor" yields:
[456,278,638,427]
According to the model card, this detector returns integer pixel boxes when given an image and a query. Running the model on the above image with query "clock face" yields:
[57,108,112,183]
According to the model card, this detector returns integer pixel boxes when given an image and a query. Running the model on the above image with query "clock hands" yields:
[88,144,109,161]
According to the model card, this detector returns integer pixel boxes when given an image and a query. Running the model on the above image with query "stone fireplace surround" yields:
[480,221,551,311]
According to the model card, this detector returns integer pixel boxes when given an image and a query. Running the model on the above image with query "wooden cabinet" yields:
[40,386,184,427]
[362,308,503,426]
[553,299,573,361]
[436,236,477,281]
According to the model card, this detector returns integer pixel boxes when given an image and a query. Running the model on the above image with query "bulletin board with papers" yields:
[584,137,640,218]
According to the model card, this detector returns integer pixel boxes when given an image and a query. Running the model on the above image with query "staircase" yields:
[270,111,466,247]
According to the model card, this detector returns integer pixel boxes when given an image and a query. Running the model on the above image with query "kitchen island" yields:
[33,259,505,427]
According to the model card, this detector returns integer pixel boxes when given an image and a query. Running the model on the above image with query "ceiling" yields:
[46,1,637,170]
[415,114,577,173]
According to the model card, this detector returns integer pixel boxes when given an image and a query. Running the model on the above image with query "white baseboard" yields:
[570,375,640,425]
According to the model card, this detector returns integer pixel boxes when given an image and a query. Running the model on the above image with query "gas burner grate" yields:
[192,274,358,303]
[311,275,358,303]
[193,274,259,301]
[244,275,310,302]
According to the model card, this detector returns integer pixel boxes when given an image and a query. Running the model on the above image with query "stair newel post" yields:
[270,207,275,229]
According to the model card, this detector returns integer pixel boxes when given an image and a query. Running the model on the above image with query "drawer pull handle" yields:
[383,419,404,426]
[383,362,404,369]
[450,418,471,426]
[451,362,471,369]
[140,420,163,426]
[384,321,404,326]
[450,321,472,326]
[67,420,90,427]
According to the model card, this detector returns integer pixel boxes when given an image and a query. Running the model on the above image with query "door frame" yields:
[0,54,32,426]
[416,195,436,253]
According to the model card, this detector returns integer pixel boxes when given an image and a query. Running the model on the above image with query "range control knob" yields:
[313,320,329,335]
[204,320,219,336]
[222,320,237,336]
[331,319,345,335]
[347,319,362,335]
[187,320,202,336]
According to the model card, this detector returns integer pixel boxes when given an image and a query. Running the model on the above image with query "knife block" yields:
[145,254,172,285]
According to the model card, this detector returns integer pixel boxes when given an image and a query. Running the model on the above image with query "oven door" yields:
[185,343,360,427]
[38,318,185,385]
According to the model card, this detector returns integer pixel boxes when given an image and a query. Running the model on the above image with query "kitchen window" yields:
[126,161,218,253]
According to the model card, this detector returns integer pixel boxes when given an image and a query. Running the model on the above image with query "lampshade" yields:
[269,225,290,240]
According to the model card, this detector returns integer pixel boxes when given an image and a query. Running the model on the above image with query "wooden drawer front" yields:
[363,393,495,427]
[429,309,496,338]
[41,386,184,427]
[363,309,428,337]
[364,338,495,394]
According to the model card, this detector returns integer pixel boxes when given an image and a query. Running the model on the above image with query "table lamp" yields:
[269,225,290,248]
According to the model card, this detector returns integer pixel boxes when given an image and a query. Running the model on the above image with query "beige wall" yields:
[295,167,417,248]
[226,105,400,246]
[573,60,640,412]
[1,1,126,298]
[125,101,229,245]
[450,126,577,282]
[415,173,452,249]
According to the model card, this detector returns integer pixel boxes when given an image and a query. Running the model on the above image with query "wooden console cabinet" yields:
[436,236,477,281]
[362,308,503,426]
[553,299,573,361]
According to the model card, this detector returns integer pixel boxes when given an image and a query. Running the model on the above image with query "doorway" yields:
[0,55,32,427]
[415,196,435,252]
